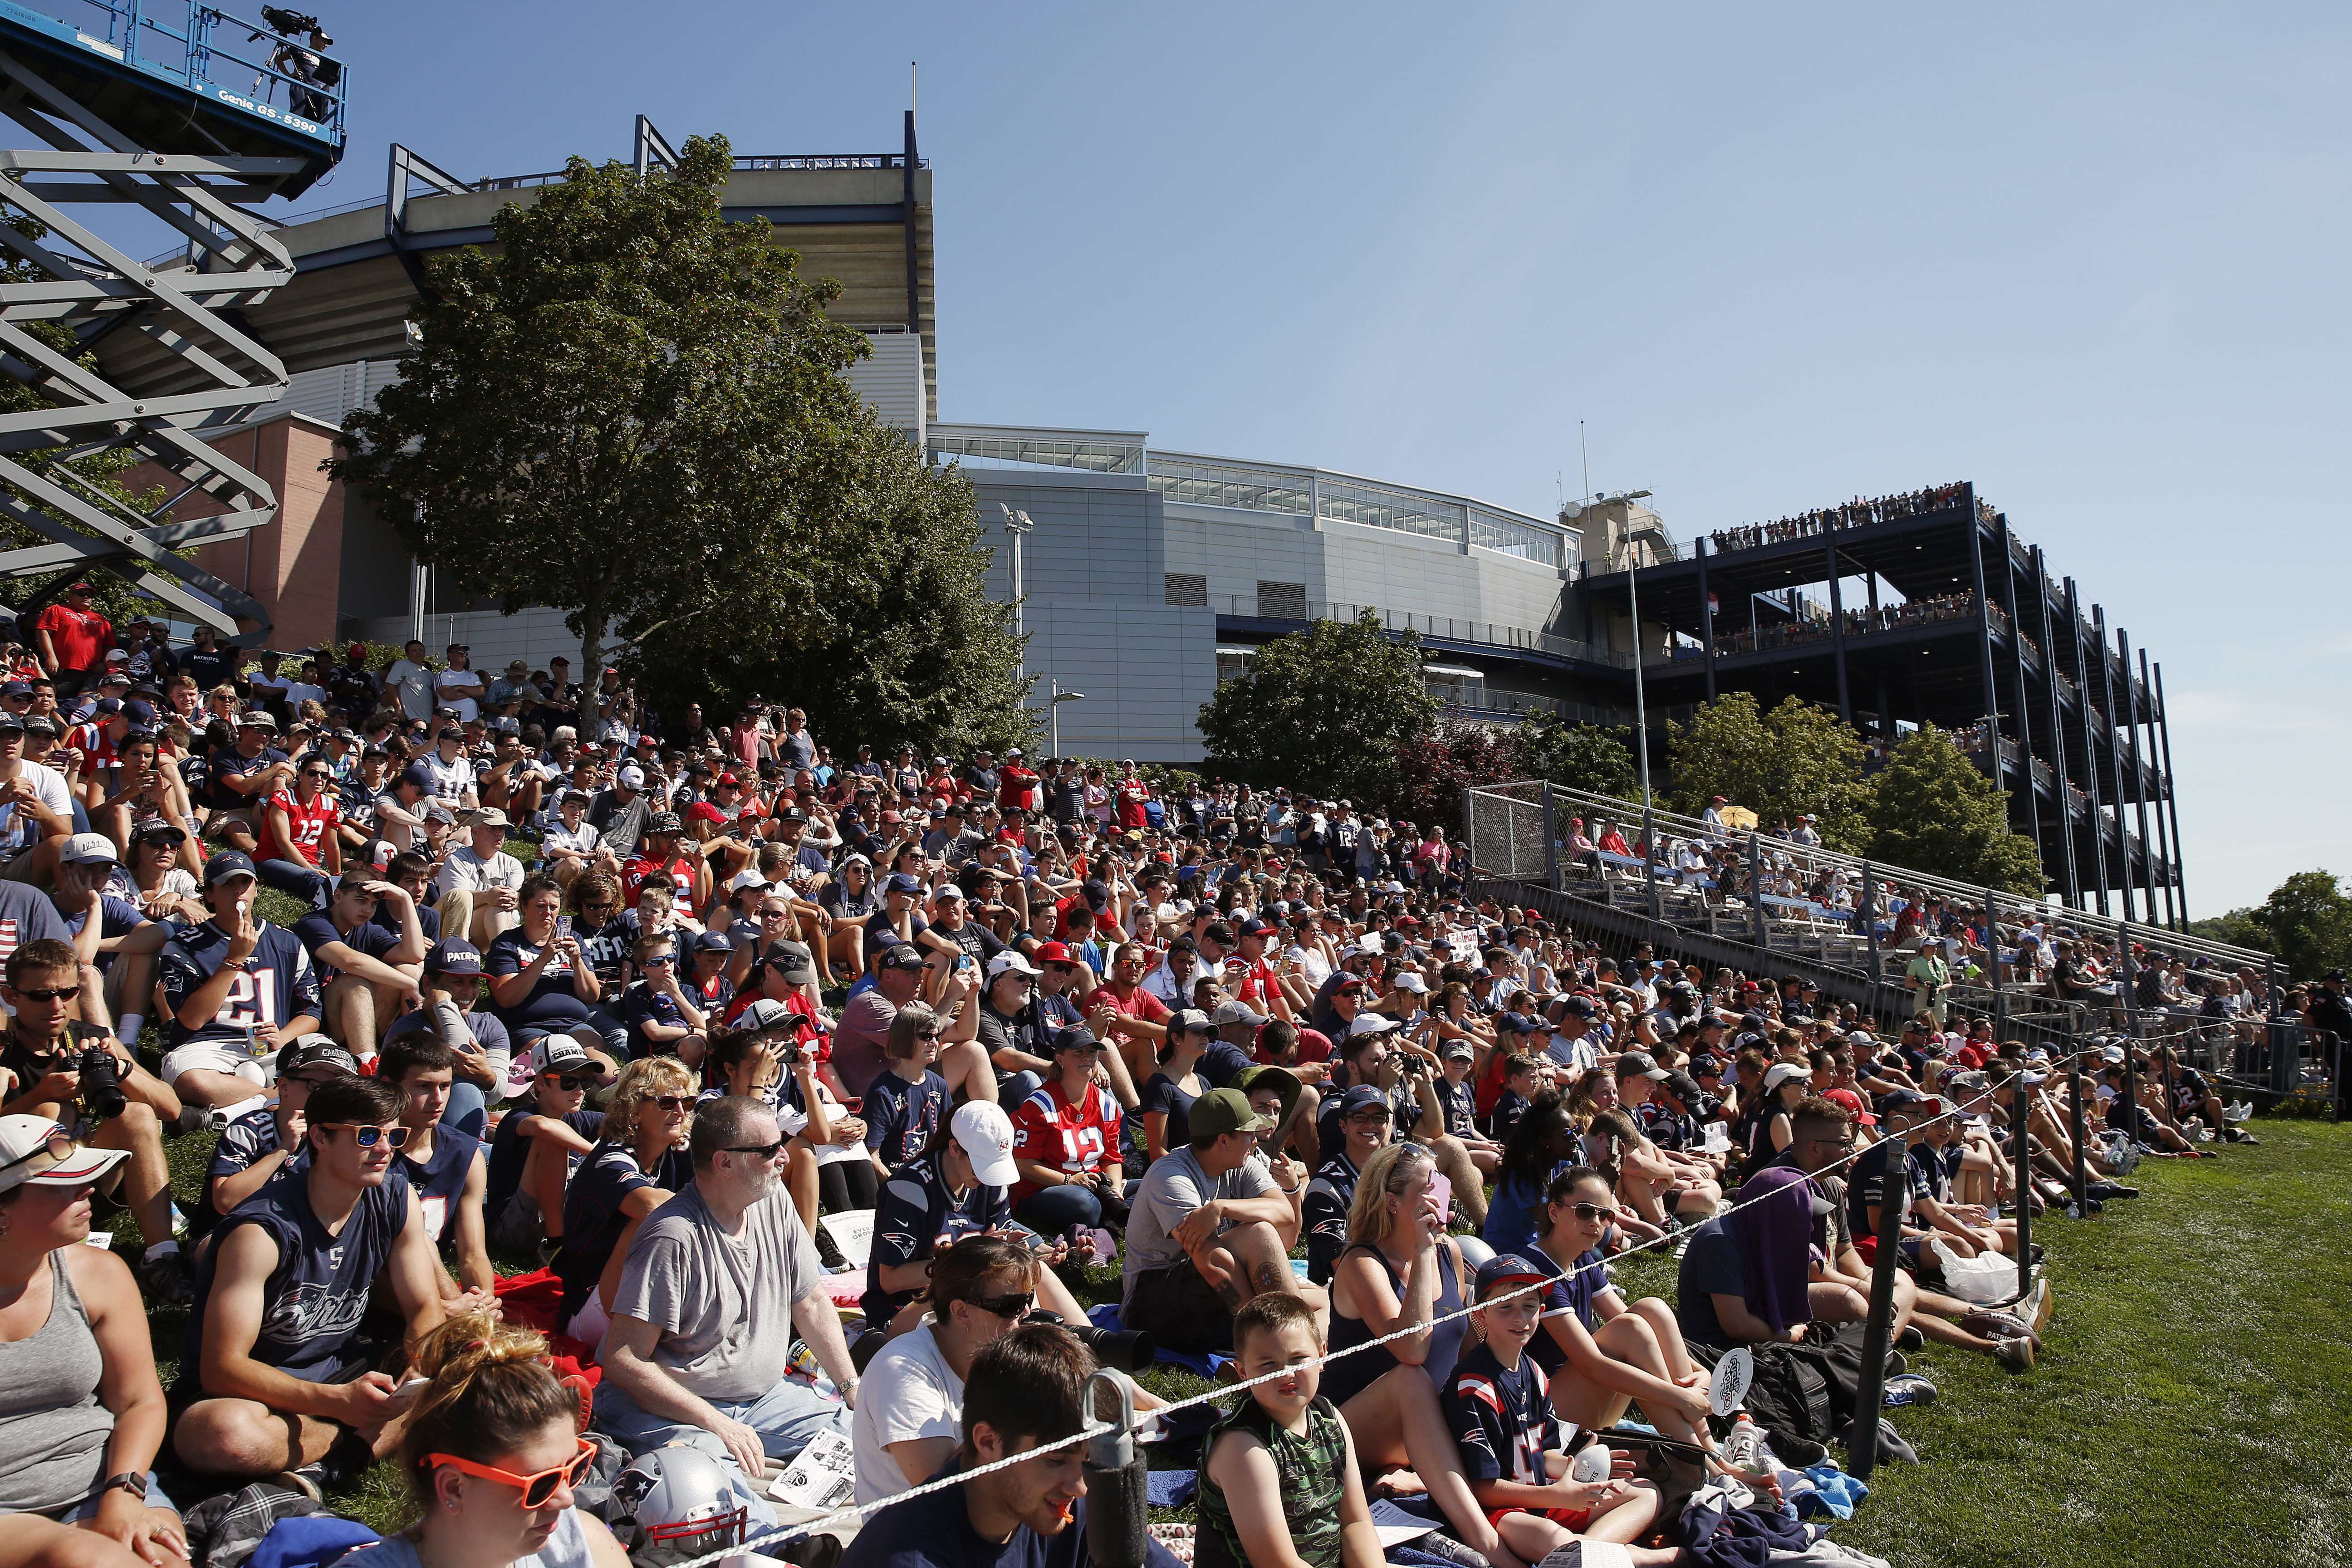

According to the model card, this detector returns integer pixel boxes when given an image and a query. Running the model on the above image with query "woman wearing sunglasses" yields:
[1524,1166,1713,1448]
[337,1310,627,1568]
[549,1058,694,1350]
[0,1115,186,1567]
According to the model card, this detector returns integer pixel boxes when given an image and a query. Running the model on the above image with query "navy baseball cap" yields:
[1474,1254,1549,1303]
[1338,1085,1392,1119]
[200,850,257,887]
[398,763,434,789]
[426,938,484,975]
[885,872,924,897]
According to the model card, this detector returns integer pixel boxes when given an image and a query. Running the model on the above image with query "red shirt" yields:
[1233,955,1283,1013]
[622,853,699,907]
[258,786,339,865]
[1009,1079,1123,1200]
[997,765,1040,816]
[1116,778,1152,829]
[36,604,110,672]
[65,722,119,774]
[1094,982,1169,1028]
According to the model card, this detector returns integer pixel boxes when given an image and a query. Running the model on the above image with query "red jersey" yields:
[622,853,699,907]
[36,603,109,671]
[1009,1078,1123,1199]
[1233,956,1283,1014]
[1116,778,1152,828]
[65,722,119,774]
[1094,982,1169,1028]
[258,786,338,865]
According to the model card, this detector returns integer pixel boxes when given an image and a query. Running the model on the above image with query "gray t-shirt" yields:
[1121,1147,1276,1303]
[610,1181,821,1403]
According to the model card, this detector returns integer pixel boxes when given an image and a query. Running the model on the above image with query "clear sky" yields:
[309,1,2347,914]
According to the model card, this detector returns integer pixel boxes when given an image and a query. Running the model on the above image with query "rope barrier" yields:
[654,1101,1996,1568]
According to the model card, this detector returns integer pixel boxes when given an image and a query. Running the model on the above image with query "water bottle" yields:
[1723,1412,1765,1473]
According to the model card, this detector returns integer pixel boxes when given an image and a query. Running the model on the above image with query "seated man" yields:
[47,832,171,1044]
[0,936,187,1299]
[482,1038,603,1257]
[379,1034,496,1308]
[289,875,426,1065]
[171,1074,448,1492]
[597,1095,858,1494]
[196,1040,358,1241]
[378,939,510,1139]
[1122,1088,1319,1355]
[436,808,525,948]
[843,1323,1182,1568]
[156,852,323,1109]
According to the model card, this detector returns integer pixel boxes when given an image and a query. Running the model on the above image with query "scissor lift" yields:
[0,0,346,641]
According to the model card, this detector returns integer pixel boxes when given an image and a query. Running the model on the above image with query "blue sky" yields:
[314,1,2346,914]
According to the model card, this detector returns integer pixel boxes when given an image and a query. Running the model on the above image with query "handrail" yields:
[1209,594,1629,668]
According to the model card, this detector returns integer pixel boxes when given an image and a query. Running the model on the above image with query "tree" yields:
[1665,693,1874,850]
[1386,720,1521,831]
[1512,716,1637,799]
[1863,726,2044,894]
[627,420,1034,756]
[332,135,1029,751]
[1198,610,1437,804]
[2187,907,2272,955]
[2248,871,2352,980]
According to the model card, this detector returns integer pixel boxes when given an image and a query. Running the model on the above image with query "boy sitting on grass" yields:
[1445,1255,1674,1566]
[1195,1292,1382,1568]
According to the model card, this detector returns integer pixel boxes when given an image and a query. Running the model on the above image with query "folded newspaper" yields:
[767,1430,857,1510]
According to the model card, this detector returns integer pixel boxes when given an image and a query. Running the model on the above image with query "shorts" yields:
[1123,1259,1232,1354]
[1486,1504,1592,1532]
[157,1042,275,1088]
[489,1190,546,1255]
[49,1473,176,1521]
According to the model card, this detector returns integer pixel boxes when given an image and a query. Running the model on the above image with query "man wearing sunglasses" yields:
[598,1095,857,1496]
[173,1073,450,1492]
[0,936,187,1301]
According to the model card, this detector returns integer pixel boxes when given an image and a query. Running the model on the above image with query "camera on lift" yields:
[257,7,328,43]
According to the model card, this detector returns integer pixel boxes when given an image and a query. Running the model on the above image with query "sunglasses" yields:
[643,954,676,967]
[652,1095,692,1113]
[423,1436,599,1509]
[1560,1200,1612,1223]
[724,1140,787,1160]
[11,984,81,1002]
[0,1126,74,1176]
[319,1123,410,1149]
[544,1074,591,1092]
[966,1291,1033,1320]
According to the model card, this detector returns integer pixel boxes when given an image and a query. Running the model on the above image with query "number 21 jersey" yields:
[159,918,323,1049]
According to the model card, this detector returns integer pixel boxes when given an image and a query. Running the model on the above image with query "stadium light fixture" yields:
[1048,677,1086,755]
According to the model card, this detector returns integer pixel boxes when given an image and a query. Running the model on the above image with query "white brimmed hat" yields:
[0,1116,127,1194]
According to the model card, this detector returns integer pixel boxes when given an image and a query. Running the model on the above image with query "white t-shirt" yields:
[433,666,484,723]
[385,658,434,720]
[544,821,601,859]
[437,844,524,897]
[851,1321,962,1504]
[0,761,72,853]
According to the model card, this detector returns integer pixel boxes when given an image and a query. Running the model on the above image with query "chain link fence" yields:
[1464,781,1553,885]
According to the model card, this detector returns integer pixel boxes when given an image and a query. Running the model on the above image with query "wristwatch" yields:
[102,1471,149,1500]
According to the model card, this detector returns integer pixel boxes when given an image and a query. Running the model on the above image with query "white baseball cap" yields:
[986,950,1041,980]
[0,1116,128,1195]
[950,1101,1019,1186]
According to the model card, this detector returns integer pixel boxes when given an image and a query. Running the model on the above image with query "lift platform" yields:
[0,0,346,640]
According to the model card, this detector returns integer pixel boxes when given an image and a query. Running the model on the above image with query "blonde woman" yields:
[337,1312,628,1568]
[549,1057,693,1346]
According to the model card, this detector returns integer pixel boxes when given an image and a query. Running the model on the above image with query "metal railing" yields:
[1206,595,1629,667]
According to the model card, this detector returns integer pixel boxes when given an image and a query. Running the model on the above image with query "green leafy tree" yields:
[2248,871,2352,980]
[331,134,1026,751]
[1863,725,2044,893]
[1198,610,1438,804]
[1666,692,1874,850]
[1512,716,1637,799]
[2187,907,2272,955]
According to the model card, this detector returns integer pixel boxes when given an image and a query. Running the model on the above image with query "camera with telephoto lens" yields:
[77,1045,126,1122]
[1024,1308,1156,1374]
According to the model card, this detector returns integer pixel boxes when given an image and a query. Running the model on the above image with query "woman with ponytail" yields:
[339,1312,628,1568]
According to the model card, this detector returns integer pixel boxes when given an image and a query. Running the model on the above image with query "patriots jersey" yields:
[158,918,323,1049]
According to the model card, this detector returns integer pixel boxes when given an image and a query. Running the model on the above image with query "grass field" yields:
[122,896,2352,1559]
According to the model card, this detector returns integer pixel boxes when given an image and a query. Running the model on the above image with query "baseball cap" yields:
[1393,972,1429,994]
[987,949,1041,980]
[645,812,683,835]
[1211,999,1267,1030]
[127,820,186,848]
[1661,1069,1705,1102]
[1166,1007,1214,1037]
[885,873,924,897]
[1442,1039,1476,1063]
[465,807,512,831]
[951,1101,1019,1186]
[1473,1254,1549,1303]
[932,884,966,903]
[1338,1085,1392,1119]
[534,1039,593,1077]
[617,764,646,789]
[0,1117,127,1194]
[397,762,434,790]
[1033,940,1076,965]
[200,850,257,888]
[426,939,484,975]
[1050,1026,1107,1055]
[1614,1050,1670,1082]
[765,941,818,983]
[1495,1012,1543,1036]
[58,832,119,867]
[1187,1087,1273,1141]
[91,697,122,716]
[1762,1061,1810,1092]
[737,997,812,1033]
[691,930,733,954]
[278,1040,361,1078]
[876,944,926,973]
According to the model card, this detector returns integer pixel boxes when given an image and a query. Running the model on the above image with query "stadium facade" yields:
[80,116,2183,921]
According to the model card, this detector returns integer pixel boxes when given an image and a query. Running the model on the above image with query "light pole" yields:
[998,503,1034,692]
[1049,678,1086,756]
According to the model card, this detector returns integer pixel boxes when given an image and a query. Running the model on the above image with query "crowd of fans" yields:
[0,593,2279,1568]
[1703,486,1971,555]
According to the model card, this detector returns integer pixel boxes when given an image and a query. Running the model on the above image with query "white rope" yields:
[655,1104,1990,1568]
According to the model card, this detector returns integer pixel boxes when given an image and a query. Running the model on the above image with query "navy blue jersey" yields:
[372,898,441,946]
[1522,1245,1609,1377]
[1196,1039,1254,1090]
[614,981,694,1058]
[1302,1151,1357,1287]
[1847,1139,1934,1236]
[395,1123,483,1250]
[1445,1339,1557,1486]
[863,1069,950,1169]
[551,1139,691,1318]
[181,1165,409,1392]
[485,1107,603,1217]
[158,919,322,1049]
[1487,1087,1531,1143]
[483,928,594,1030]
[196,1108,285,1237]
[862,1150,1009,1325]
[575,916,634,992]
[290,910,401,987]
[1436,1074,1478,1138]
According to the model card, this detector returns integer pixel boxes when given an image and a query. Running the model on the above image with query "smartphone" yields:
[394,1375,430,1397]
[1426,1170,1453,1225]
[552,915,573,943]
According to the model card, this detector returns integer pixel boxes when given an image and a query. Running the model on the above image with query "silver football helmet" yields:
[610,1446,749,1566]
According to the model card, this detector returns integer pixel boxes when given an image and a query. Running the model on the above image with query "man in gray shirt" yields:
[598,1096,858,1494]
[1121,1088,1322,1354]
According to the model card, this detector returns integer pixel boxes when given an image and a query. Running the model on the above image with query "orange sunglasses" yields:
[423,1436,598,1508]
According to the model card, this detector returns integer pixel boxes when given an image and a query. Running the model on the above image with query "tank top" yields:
[1318,1236,1465,1407]
[181,1166,408,1389]
[338,1507,594,1568]
[0,1250,113,1513]
[397,1124,482,1247]
[1194,1396,1349,1568]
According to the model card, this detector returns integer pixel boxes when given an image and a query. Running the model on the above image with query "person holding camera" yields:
[0,939,186,1303]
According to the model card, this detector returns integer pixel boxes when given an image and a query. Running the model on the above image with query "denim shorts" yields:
[54,1473,176,1522]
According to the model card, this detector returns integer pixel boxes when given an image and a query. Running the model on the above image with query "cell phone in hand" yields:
[1426,1170,1453,1225]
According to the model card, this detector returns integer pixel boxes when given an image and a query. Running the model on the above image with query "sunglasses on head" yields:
[319,1122,409,1149]
[0,1126,74,1176]
[423,1436,599,1509]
